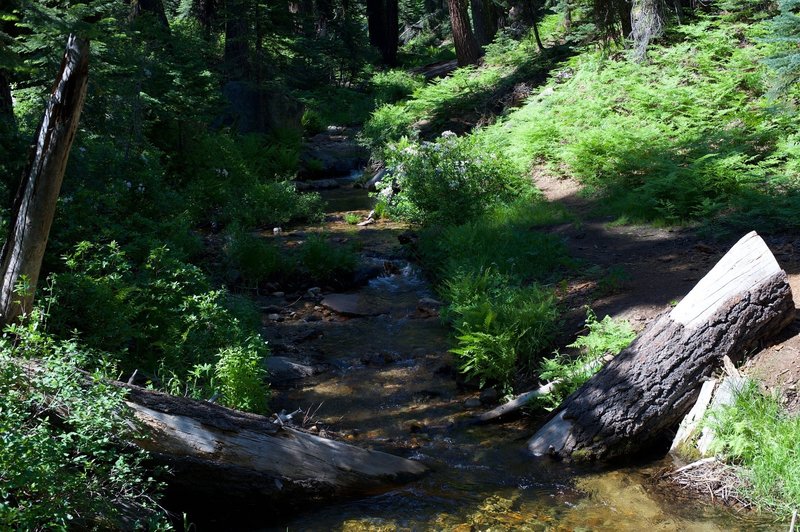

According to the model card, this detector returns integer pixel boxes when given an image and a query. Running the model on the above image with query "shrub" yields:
[371,70,425,104]
[299,233,358,285]
[382,133,530,225]
[226,230,287,285]
[707,380,800,514]
[215,341,270,413]
[444,269,560,391]
[0,311,167,529]
[47,242,266,401]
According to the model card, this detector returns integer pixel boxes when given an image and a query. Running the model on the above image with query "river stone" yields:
[464,397,482,409]
[265,356,315,382]
[321,293,377,317]
[417,297,444,317]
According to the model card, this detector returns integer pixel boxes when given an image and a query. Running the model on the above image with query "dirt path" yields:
[534,169,800,411]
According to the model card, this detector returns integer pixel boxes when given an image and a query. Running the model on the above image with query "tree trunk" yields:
[0,70,12,124]
[448,0,482,65]
[367,0,399,66]
[484,0,499,40]
[0,35,89,325]
[381,0,400,65]
[563,0,572,30]
[528,232,796,461]
[532,16,545,51]
[224,0,250,80]
[130,0,170,27]
[471,0,490,45]
[617,0,632,37]
[630,0,664,61]
[123,384,427,519]
[366,0,382,47]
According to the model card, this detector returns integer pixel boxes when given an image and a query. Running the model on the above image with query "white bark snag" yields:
[528,232,795,461]
[121,385,427,514]
[0,35,89,324]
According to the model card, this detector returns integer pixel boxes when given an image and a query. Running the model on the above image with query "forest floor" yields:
[533,168,800,414]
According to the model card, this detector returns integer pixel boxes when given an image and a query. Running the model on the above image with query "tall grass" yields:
[707,380,800,514]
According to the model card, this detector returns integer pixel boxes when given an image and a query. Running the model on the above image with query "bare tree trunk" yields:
[224,0,250,80]
[528,232,795,461]
[631,0,664,61]
[532,16,545,51]
[367,0,382,47]
[0,35,89,325]
[448,0,482,65]
[122,384,427,518]
[617,0,632,37]
[367,0,399,65]
[0,70,12,124]
[471,0,490,45]
[130,0,170,27]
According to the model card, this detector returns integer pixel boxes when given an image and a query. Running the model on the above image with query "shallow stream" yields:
[262,184,780,531]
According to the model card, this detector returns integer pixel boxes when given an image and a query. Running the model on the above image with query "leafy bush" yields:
[361,103,419,150]
[418,197,570,284]
[47,242,267,405]
[371,70,425,104]
[226,230,287,286]
[536,310,635,410]
[299,233,358,285]
[444,269,560,391]
[0,311,167,529]
[381,133,530,225]
[215,342,270,413]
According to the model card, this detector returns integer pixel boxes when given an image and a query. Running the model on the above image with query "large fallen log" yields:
[120,384,427,518]
[528,231,795,461]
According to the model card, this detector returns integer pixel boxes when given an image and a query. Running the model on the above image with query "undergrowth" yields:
[414,194,571,391]
[707,380,800,514]
[477,14,800,232]
[536,310,635,410]
[0,308,168,529]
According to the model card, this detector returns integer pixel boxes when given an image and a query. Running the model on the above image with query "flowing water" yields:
[262,183,781,531]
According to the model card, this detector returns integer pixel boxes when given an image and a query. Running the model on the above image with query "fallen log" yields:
[120,384,427,519]
[528,232,795,461]
[410,59,459,80]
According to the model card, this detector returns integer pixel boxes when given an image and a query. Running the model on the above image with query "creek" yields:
[259,182,778,531]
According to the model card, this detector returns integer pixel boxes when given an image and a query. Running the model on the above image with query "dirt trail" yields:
[534,169,800,411]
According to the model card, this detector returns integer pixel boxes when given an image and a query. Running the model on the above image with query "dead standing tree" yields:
[0,35,89,324]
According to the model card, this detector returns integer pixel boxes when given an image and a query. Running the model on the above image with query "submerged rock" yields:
[265,356,316,383]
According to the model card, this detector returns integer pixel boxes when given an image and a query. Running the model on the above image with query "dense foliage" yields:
[0,309,167,529]
[3,0,800,524]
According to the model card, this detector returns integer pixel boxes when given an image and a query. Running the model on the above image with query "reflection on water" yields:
[321,187,377,213]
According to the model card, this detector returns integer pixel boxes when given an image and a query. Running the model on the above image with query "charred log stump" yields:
[528,231,795,461]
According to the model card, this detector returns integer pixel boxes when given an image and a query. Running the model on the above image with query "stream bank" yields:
[245,175,783,530]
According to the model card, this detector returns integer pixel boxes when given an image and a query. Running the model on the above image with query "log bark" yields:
[528,232,795,461]
[122,384,427,518]
[0,35,89,325]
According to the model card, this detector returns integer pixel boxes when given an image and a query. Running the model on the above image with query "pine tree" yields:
[765,0,800,95]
